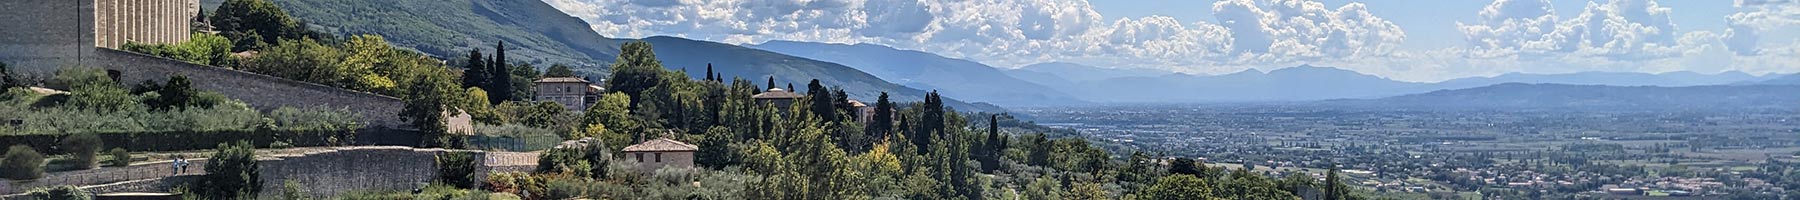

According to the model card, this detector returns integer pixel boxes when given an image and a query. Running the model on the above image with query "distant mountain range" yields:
[1327,83,1800,110]
[1002,62,1786,104]
[235,0,1798,110]
[231,0,1007,113]
[749,41,1085,106]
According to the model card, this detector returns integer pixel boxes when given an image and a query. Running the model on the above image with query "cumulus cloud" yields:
[1457,0,1691,60]
[1211,0,1406,63]
[1724,0,1800,55]
[542,0,1407,71]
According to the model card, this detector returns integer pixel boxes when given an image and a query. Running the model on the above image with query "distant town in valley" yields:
[2,0,1798,200]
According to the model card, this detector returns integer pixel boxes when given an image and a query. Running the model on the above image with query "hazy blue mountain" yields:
[1334,83,1800,110]
[748,41,1085,106]
[1436,71,1770,89]
[1062,65,1431,103]
[636,36,1008,113]
[1009,62,1171,82]
[1741,74,1800,85]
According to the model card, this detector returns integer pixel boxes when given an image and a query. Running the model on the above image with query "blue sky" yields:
[544,0,1800,82]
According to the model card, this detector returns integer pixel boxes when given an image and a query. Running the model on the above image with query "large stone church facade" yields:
[1,0,199,75]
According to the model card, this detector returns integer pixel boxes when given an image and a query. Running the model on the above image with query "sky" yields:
[542,0,1800,82]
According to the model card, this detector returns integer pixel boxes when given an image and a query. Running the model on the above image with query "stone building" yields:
[533,77,602,112]
[751,88,803,108]
[444,108,474,135]
[848,99,872,124]
[620,138,698,170]
[1,0,199,75]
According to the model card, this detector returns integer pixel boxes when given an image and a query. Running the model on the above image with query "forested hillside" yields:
[207,0,620,75]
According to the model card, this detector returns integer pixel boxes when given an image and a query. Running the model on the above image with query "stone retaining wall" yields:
[2,147,539,198]
[89,49,408,129]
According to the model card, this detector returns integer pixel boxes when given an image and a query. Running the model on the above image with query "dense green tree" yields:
[806,79,837,122]
[148,75,199,110]
[202,141,261,199]
[1171,157,1205,176]
[607,41,664,106]
[544,64,576,77]
[581,92,637,149]
[1324,165,1356,200]
[399,70,459,144]
[1139,174,1215,200]
[211,0,309,51]
[507,61,539,102]
[1121,151,1164,193]
[1026,133,1052,166]
[460,49,490,95]
[1218,168,1300,200]
[866,92,893,143]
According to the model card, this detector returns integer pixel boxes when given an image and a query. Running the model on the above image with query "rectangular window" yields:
[635,153,643,162]
[655,153,662,162]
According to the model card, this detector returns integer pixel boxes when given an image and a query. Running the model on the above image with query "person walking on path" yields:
[170,157,180,176]
[178,156,189,174]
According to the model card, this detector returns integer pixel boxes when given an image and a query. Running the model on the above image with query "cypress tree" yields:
[487,41,514,103]
[923,91,945,141]
[705,64,715,81]
[832,87,851,121]
[981,114,1002,172]
[806,79,836,122]
[766,77,775,90]
[867,92,893,139]
[460,49,489,91]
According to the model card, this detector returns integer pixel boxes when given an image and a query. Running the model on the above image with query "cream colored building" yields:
[532,77,602,112]
[621,138,698,170]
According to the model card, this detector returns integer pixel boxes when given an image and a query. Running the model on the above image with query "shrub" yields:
[61,133,102,169]
[25,186,92,200]
[435,151,477,188]
[1,145,46,180]
[281,180,310,200]
[107,147,130,167]
[201,141,260,199]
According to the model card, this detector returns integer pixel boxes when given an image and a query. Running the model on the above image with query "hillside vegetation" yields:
[214,0,620,74]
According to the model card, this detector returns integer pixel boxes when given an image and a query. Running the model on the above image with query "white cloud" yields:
[1457,0,1691,60]
[542,0,1407,73]
[1724,0,1800,55]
